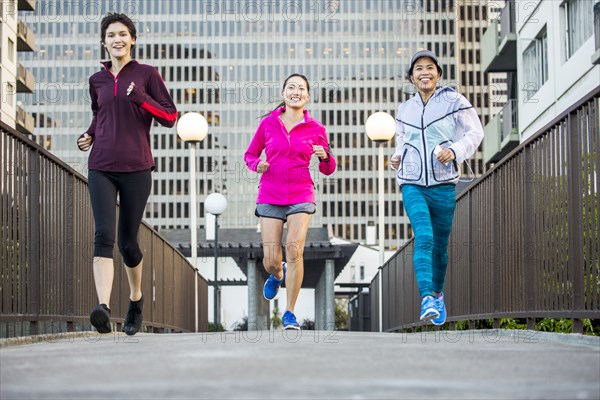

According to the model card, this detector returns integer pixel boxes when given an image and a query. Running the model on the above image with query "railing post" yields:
[27,150,40,335]
[65,174,74,332]
[247,258,257,331]
[567,111,585,334]
[492,170,500,322]
[524,146,536,330]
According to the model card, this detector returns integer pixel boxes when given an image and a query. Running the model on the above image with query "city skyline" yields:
[19,0,489,250]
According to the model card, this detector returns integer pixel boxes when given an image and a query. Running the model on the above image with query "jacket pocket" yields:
[431,141,459,182]
[398,144,422,182]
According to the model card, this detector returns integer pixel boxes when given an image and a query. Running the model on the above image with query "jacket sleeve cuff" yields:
[320,148,333,163]
[449,148,457,160]
[77,133,93,151]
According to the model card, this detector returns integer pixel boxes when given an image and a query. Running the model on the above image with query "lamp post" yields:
[365,111,396,332]
[177,112,208,333]
[205,192,228,331]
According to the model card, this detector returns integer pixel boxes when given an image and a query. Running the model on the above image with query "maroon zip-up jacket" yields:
[80,60,177,172]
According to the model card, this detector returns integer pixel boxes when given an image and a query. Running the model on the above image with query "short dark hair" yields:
[100,13,137,44]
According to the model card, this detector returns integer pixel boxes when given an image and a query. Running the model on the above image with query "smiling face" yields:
[103,22,135,61]
[410,57,440,99]
[282,75,310,110]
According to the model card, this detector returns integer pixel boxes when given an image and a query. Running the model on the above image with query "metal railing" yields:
[1,121,208,338]
[372,87,600,334]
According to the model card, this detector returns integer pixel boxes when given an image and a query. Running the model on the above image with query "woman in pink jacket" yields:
[244,74,336,330]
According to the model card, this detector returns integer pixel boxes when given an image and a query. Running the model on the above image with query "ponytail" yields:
[258,101,285,119]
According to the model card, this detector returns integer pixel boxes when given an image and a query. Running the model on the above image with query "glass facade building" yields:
[20,0,488,250]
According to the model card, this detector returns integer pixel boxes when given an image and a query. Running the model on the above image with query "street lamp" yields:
[365,111,396,333]
[205,192,228,331]
[177,112,208,333]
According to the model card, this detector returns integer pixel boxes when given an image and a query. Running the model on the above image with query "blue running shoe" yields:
[431,293,446,326]
[263,262,286,300]
[419,295,439,321]
[282,310,300,330]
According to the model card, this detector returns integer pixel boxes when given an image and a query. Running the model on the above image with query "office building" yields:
[20,0,489,250]
[483,0,600,163]
[1,0,35,135]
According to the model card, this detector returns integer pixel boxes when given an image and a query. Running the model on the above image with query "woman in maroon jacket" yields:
[77,13,177,335]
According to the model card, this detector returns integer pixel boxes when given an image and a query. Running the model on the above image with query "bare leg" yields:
[124,259,143,301]
[284,213,311,313]
[260,218,285,278]
[93,256,114,307]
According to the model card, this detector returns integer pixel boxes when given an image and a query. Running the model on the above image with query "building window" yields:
[8,38,15,62]
[522,28,548,101]
[6,82,15,105]
[564,0,594,58]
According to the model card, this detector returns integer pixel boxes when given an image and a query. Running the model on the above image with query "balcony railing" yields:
[18,0,36,11]
[1,121,208,338]
[370,87,600,334]
[15,105,34,135]
[596,2,600,51]
[16,63,35,93]
[499,1,516,40]
[16,20,35,52]
[483,99,519,164]
[500,99,518,142]
[593,2,600,64]
[481,2,517,72]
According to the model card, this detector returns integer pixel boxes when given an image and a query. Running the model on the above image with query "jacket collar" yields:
[100,59,138,73]
[414,85,456,106]
[271,107,316,124]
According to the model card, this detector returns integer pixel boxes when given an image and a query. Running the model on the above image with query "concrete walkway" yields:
[1,329,599,399]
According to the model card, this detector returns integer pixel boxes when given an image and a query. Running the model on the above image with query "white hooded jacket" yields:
[392,86,484,187]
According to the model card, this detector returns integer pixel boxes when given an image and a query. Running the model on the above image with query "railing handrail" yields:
[457,86,600,202]
[372,86,600,333]
[1,122,208,337]
[0,119,193,249]
[1,119,87,180]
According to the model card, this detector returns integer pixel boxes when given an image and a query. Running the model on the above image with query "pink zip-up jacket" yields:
[244,107,337,205]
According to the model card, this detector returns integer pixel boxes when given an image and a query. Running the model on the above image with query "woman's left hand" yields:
[436,147,455,164]
[313,145,328,160]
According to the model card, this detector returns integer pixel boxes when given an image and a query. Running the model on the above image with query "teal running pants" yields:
[402,184,456,298]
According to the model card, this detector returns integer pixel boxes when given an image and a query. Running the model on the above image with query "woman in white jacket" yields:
[390,50,484,326]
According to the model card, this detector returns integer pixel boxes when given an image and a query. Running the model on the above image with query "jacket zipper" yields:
[420,95,429,186]
[104,62,131,97]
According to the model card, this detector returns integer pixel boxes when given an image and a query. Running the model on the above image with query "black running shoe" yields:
[90,304,111,334]
[123,296,144,336]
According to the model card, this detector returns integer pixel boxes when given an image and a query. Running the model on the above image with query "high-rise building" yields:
[455,0,491,176]
[1,0,36,135]
[20,0,488,250]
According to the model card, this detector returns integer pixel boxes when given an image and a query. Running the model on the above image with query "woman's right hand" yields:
[257,160,270,173]
[77,133,92,151]
[390,155,401,171]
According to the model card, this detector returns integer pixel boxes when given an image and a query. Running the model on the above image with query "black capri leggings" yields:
[88,169,152,267]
